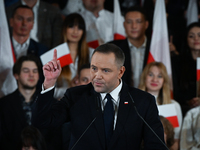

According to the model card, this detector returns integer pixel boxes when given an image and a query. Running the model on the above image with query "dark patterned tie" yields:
[103,93,114,145]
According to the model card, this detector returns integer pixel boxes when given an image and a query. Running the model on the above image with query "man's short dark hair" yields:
[13,55,41,75]
[12,5,34,18]
[92,43,125,67]
[124,6,148,21]
[78,63,90,76]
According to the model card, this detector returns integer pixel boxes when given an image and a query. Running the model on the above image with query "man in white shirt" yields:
[81,0,125,48]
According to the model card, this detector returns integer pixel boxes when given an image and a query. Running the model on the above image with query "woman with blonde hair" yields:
[138,62,182,150]
[54,13,92,99]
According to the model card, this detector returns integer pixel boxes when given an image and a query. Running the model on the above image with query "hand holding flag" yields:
[43,49,62,90]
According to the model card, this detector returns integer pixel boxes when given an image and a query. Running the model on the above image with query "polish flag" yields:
[86,23,99,49]
[186,0,198,26]
[147,0,173,89]
[0,0,17,97]
[113,0,126,40]
[157,104,179,128]
[197,58,200,81]
[40,43,73,68]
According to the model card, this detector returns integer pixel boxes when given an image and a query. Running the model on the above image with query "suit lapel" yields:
[88,89,106,149]
[109,84,132,147]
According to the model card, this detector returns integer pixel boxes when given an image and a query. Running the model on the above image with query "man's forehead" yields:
[21,61,37,69]
[125,11,145,19]
[15,8,34,17]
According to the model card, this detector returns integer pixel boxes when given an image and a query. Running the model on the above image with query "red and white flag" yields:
[86,24,100,49]
[113,0,126,40]
[0,1,17,98]
[186,0,198,26]
[40,43,73,68]
[158,104,179,127]
[197,58,200,81]
[147,0,172,89]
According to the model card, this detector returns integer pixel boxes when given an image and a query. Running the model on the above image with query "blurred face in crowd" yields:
[145,66,164,96]
[10,8,34,37]
[82,0,105,12]
[66,25,83,44]
[187,26,200,51]
[90,52,125,93]
[79,68,91,85]
[14,61,39,90]
[124,11,148,41]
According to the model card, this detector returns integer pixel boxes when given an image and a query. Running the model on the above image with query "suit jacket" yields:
[6,1,62,48]
[27,39,48,56]
[0,89,62,150]
[32,82,166,150]
[109,38,151,86]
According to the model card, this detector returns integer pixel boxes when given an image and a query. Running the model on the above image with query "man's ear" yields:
[14,74,19,80]
[118,66,125,79]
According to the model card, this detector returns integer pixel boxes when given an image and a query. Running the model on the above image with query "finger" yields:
[53,49,58,69]
[47,61,56,71]
[57,60,62,71]
[43,64,51,71]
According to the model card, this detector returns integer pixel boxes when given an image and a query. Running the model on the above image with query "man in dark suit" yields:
[110,6,150,87]
[0,55,62,150]
[32,43,167,150]
[9,5,48,60]
[6,0,62,49]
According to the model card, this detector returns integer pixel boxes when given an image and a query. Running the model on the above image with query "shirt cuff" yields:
[41,84,55,94]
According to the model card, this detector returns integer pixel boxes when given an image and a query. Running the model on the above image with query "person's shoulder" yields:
[0,90,18,106]
[185,106,200,118]
[123,82,154,99]
[67,83,94,95]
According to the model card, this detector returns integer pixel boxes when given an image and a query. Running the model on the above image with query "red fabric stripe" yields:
[114,33,126,40]
[147,52,155,64]
[88,40,99,49]
[166,116,179,128]
[197,70,200,81]
[58,54,73,68]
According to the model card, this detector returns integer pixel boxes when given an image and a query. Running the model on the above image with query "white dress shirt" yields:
[100,80,122,129]
[128,38,146,88]
[81,9,125,44]
[12,36,30,59]
[180,106,200,150]
[21,0,39,42]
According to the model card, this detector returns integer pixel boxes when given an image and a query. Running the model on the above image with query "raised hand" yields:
[43,49,62,89]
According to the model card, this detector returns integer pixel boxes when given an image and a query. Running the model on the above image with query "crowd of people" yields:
[1,0,200,150]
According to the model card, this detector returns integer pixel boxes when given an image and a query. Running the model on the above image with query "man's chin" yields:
[22,84,36,90]
[93,86,105,93]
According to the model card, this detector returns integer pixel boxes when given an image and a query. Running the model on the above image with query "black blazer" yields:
[109,38,151,86]
[32,82,166,150]
[0,89,62,150]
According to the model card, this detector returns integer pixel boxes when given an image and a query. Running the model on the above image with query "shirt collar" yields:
[127,36,147,49]
[12,36,30,48]
[84,8,105,18]
[100,79,123,103]
[12,36,30,47]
